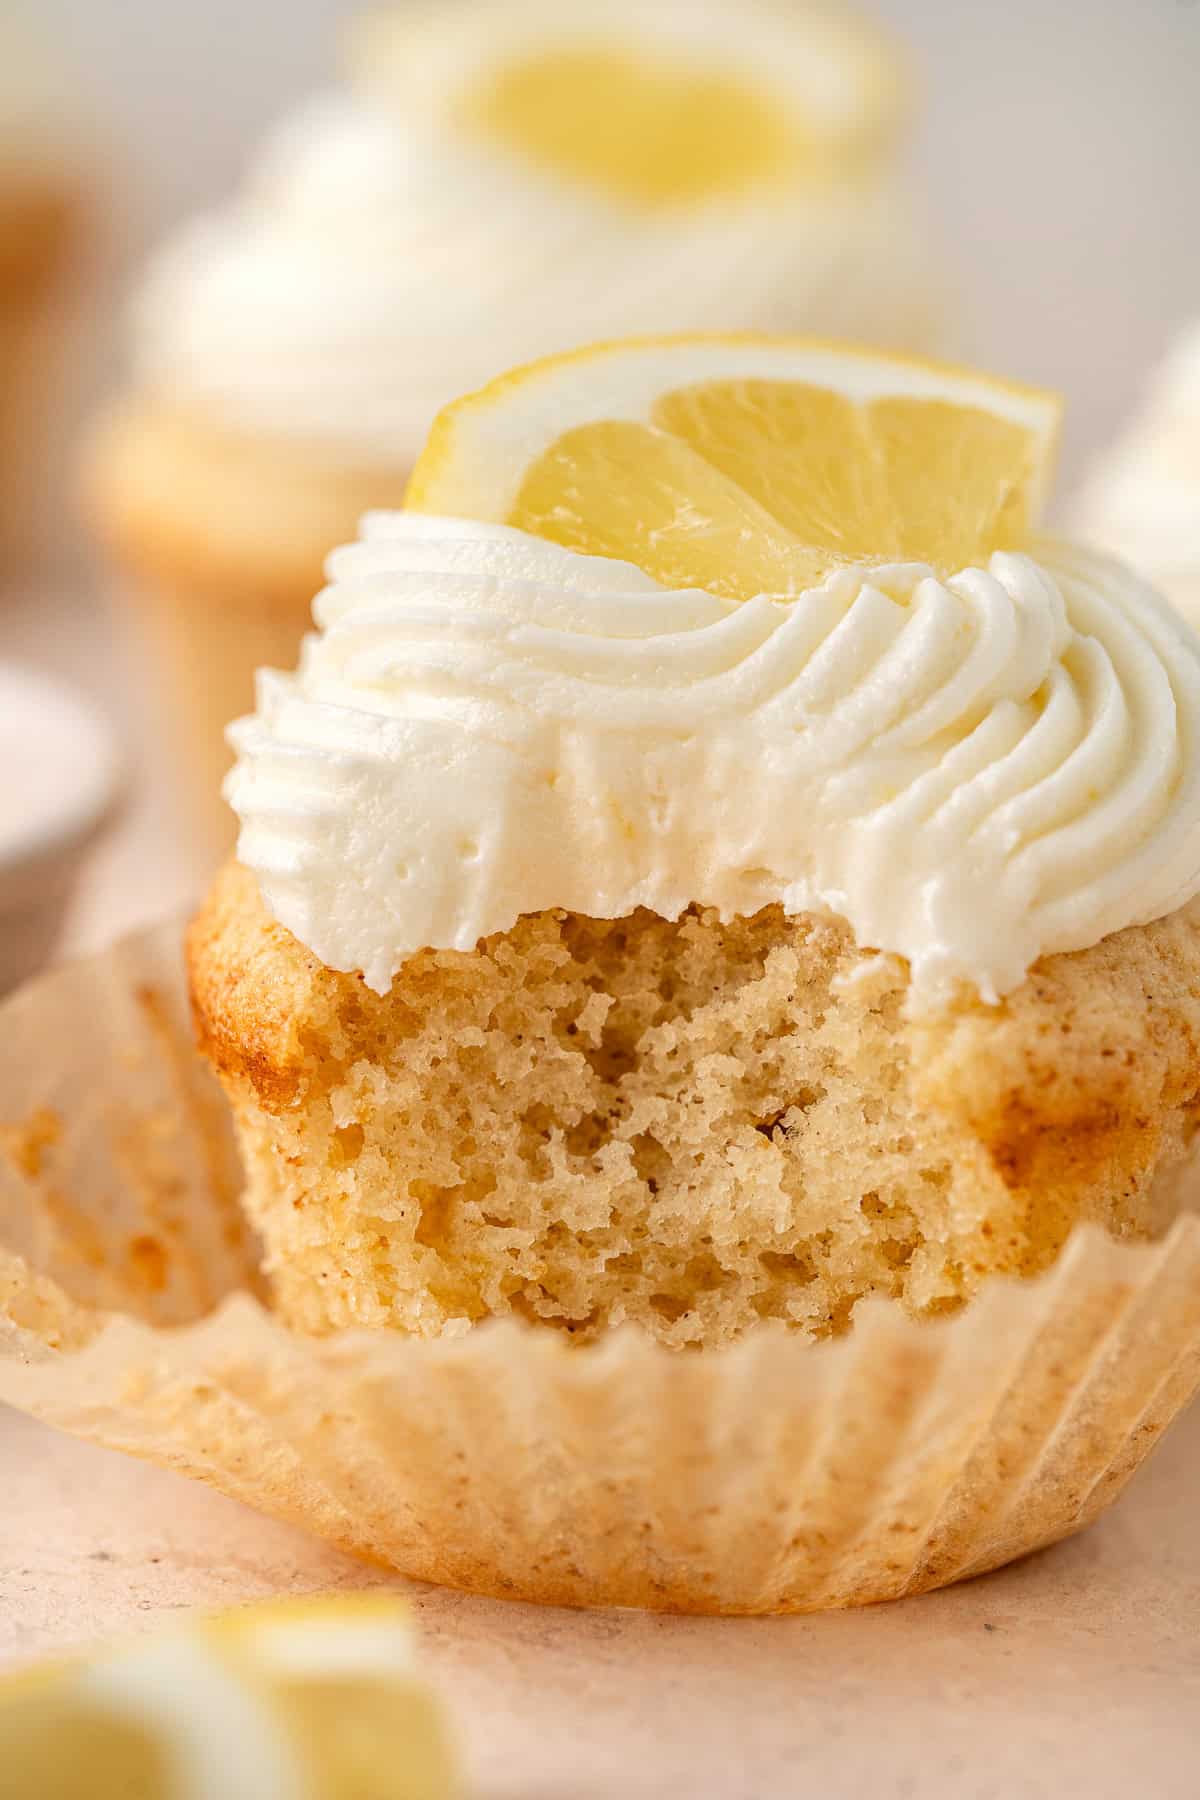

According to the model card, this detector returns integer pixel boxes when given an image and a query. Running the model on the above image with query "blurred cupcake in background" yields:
[1075,321,1200,629]
[0,7,93,575]
[83,0,940,857]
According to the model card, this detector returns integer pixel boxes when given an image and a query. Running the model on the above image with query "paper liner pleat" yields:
[1,924,1199,1614]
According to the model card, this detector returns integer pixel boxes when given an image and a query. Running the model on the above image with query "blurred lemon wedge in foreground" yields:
[406,334,1062,601]
[0,1595,456,1800]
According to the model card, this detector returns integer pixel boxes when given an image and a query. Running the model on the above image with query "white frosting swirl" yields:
[226,518,1200,1004]
[131,29,935,465]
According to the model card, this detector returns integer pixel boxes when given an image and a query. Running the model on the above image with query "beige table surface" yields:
[4,585,1200,1797]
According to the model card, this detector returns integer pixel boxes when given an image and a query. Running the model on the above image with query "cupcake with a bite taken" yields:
[191,335,1200,1349]
[4,335,1200,1617]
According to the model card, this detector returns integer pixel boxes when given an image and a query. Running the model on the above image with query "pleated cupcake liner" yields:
[2,923,1199,1615]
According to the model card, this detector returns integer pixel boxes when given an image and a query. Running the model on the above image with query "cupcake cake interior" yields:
[192,863,1199,1346]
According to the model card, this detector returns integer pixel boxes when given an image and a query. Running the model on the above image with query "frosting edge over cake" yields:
[225,516,1200,1006]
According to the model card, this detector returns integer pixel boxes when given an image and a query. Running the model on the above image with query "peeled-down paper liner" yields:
[1,925,1199,1615]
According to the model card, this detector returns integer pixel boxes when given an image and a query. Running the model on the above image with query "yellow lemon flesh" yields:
[458,44,808,207]
[0,1595,457,1800]
[349,7,905,215]
[406,335,1063,602]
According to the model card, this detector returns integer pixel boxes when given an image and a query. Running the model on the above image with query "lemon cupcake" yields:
[1076,322,1200,629]
[84,0,936,855]
[0,11,91,572]
[190,335,1200,1347]
[7,334,1200,1610]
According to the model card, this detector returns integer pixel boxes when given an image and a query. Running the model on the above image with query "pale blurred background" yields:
[4,0,1200,972]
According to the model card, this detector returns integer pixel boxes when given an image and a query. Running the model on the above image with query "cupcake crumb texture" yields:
[189,864,1200,1349]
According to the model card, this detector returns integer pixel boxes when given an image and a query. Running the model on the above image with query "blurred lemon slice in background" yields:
[458,46,809,207]
[0,1595,456,1800]
[351,3,906,210]
[406,334,1063,601]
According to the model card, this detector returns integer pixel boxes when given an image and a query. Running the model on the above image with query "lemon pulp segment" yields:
[510,377,1048,600]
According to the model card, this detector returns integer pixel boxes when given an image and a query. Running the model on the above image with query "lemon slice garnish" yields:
[406,334,1062,601]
